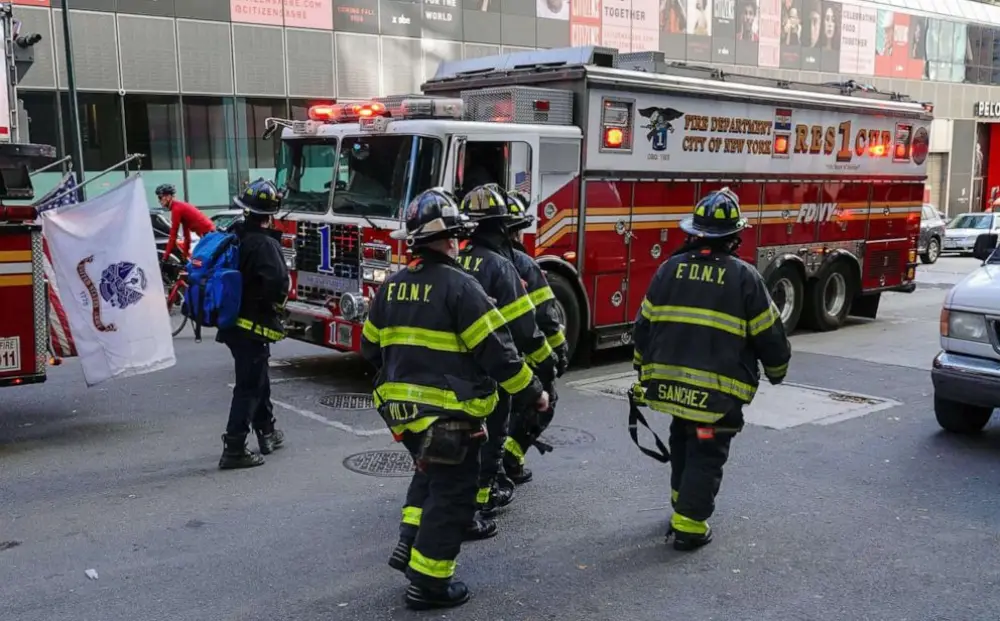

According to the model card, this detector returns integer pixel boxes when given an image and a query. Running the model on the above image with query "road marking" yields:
[226,377,317,388]
[568,371,902,430]
[271,399,388,437]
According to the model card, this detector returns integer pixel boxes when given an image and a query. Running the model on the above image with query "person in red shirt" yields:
[156,184,216,261]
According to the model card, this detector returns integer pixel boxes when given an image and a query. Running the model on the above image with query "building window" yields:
[241,98,287,172]
[19,91,62,155]
[183,96,238,210]
[124,95,182,171]
[59,92,126,172]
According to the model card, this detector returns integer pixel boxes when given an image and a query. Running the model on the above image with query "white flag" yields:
[40,175,175,386]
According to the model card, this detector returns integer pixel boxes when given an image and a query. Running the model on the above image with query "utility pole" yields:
[60,0,85,201]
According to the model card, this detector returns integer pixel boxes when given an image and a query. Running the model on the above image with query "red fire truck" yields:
[0,4,58,388]
[265,46,932,360]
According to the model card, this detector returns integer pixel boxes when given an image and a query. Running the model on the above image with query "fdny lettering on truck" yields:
[795,203,839,223]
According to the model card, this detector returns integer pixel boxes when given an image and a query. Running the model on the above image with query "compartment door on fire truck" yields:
[452,133,538,202]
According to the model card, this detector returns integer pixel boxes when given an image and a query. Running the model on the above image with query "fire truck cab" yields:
[269,45,932,360]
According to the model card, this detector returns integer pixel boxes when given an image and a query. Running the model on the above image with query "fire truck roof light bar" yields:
[305,98,464,124]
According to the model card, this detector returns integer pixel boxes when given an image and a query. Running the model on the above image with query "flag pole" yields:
[60,0,86,202]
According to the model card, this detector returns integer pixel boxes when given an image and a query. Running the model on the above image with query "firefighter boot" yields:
[404,581,470,610]
[464,516,499,541]
[256,428,285,455]
[218,434,265,470]
[388,537,413,573]
[671,525,714,552]
[502,451,533,485]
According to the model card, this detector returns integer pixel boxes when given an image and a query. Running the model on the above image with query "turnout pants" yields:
[398,426,482,588]
[222,331,276,437]
[504,381,557,464]
[668,411,741,535]
[477,389,511,502]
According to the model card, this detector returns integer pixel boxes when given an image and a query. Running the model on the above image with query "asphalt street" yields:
[3,255,999,621]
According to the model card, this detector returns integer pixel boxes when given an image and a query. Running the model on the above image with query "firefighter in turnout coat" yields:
[360,188,549,610]
[631,188,791,551]
[456,184,558,517]
[501,191,569,484]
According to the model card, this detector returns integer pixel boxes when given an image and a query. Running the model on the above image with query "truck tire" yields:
[920,237,940,264]
[547,271,582,362]
[934,395,993,434]
[802,261,854,332]
[766,263,804,334]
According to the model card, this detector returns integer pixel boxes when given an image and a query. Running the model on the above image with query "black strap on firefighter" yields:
[627,385,670,464]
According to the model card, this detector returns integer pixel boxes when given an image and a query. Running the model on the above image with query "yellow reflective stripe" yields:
[379,326,466,353]
[500,362,533,394]
[408,547,456,579]
[528,285,555,306]
[546,330,566,348]
[750,302,781,336]
[633,349,642,366]
[526,340,553,365]
[390,415,439,435]
[401,506,422,527]
[362,319,380,344]
[646,398,725,423]
[503,436,525,463]
[459,307,506,349]
[640,363,756,402]
[497,294,535,323]
[670,512,709,534]
[476,487,491,504]
[374,382,497,418]
[236,318,284,341]
[640,302,747,337]
[670,489,679,504]
[764,363,788,376]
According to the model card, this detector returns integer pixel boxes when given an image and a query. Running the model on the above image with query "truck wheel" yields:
[802,261,855,332]
[934,395,993,434]
[766,263,804,333]
[920,237,940,264]
[547,271,582,362]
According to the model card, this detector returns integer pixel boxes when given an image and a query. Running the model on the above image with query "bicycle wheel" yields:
[165,278,188,337]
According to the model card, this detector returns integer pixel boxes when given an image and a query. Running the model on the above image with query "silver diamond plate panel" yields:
[460,86,573,126]
[31,229,47,374]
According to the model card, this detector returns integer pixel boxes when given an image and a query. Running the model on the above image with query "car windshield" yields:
[948,214,993,230]
[332,135,443,219]
[275,140,338,213]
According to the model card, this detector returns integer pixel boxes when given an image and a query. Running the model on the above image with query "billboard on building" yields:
[712,0,736,64]
[334,0,380,34]
[231,0,334,29]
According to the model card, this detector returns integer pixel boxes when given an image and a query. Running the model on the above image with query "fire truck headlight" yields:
[363,267,387,283]
[946,310,989,343]
[339,291,368,321]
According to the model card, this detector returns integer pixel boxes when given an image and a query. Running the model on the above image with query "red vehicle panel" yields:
[0,227,41,384]
[760,182,823,247]
[819,182,870,243]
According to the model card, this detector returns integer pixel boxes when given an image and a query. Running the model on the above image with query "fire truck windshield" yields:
[331,135,443,219]
[276,139,338,213]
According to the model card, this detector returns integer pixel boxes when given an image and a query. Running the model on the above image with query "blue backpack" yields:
[182,230,242,341]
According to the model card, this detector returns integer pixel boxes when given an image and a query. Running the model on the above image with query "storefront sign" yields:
[230,0,333,29]
[975,102,1000,118]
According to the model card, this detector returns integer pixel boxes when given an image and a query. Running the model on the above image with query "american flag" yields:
[35,173,79,358]
[514,171,531,194]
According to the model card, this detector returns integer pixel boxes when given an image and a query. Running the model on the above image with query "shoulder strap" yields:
[628,389,671,464]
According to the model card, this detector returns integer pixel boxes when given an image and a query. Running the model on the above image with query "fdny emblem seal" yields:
[638,106,685,152]
[99,261,148,309]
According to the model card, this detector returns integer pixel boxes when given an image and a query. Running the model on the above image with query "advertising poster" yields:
[800,0,822,71]
[779,0,802,69]
[907,15,926,79]
[231,0,333,28]
[382,0,422,37]
[571,0,601,46]
[855,5,876,76]
[757,0,780,68]
[818,0,840,73]
[712,0,736,63]
[733,0,759,67]
[660,0,688,60]
[538,0,571,20]
[464,0,498,11]
[423,0,462,40]
[873,9,893,77]
[11,0,50,6]
[334,0,380,33]
[951,22,968,83]
[685,0,713,61]
[231,0,285,25]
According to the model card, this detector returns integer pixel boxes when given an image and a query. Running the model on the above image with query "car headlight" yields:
[942,309,990,342]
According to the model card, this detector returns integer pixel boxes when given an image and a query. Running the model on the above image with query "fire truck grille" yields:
[295,222,361,303]
[866,250,901,280]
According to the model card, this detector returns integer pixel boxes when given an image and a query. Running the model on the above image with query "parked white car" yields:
[931,249,1000,433]
[942,212,1000,255]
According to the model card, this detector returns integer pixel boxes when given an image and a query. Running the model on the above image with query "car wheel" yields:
[934,395,993,434]
[920,237,940,264]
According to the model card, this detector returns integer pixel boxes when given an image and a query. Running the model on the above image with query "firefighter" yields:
[361,188,548,610]
[456,184,558,518]
[631,187,791,551]
[217,179,290,470]
[501,191,569,485]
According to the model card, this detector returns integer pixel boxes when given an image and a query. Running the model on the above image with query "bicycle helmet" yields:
[155,184,176,198]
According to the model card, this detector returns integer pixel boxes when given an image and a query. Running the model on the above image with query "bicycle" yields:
[161,258,189,337]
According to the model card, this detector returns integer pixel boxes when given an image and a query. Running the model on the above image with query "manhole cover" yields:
[537,425,595,447]
[319,393,375,410]
[343,450,414,477]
